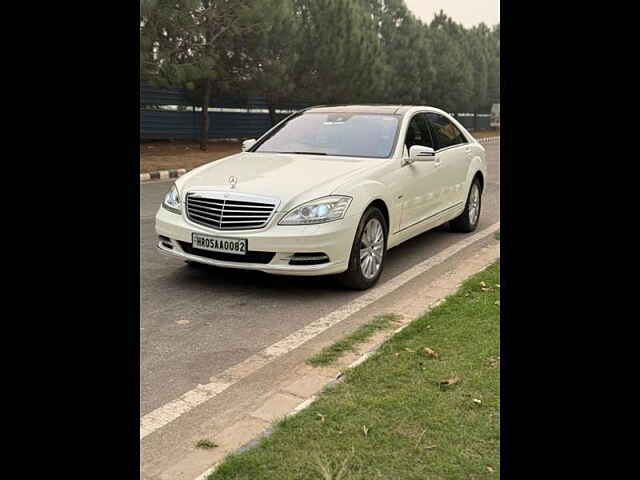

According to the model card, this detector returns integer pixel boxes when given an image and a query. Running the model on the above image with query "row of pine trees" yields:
[140,0,499,146]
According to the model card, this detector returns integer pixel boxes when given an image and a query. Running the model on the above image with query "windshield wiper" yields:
[285,151,328,156]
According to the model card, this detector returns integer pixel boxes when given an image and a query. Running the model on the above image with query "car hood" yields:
[177,152,378,210]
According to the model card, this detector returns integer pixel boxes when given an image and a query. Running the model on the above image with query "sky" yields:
[404,0,500,28]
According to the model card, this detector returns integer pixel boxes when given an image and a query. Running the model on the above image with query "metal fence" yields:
[140,83,310,140]
[140,84,493,141]
[453,113,492,131]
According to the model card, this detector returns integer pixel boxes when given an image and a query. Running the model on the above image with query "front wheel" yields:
[338,207,387,290]
[450,178,482,233]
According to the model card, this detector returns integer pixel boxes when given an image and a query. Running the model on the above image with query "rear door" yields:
[424,112,470,208]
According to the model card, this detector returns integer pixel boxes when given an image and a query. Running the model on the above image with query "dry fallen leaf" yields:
[423,347,439,359]
[405,348,416,353]
[362,425,369,436]
[440,376,461,387]
[480,281,487,287]
[494,300,500,306]
[487,466,495,473]
[473,398,482,405]
[316,413,325,422]
[414,428,427,449]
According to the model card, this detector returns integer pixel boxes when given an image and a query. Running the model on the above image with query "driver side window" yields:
[404,115,433,154]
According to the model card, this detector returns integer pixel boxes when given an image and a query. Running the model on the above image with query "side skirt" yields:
[387,202,465,249]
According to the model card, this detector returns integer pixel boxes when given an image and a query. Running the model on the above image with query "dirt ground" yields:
[140,140,241,173]
[139,129,499,173]
[472,128,500,139]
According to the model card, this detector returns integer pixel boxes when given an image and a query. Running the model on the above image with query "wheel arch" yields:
[366,198,390,239]
[473,170,484,192]
[465,152,486,195]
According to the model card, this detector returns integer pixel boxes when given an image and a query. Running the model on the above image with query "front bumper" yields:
[155,206,357,276]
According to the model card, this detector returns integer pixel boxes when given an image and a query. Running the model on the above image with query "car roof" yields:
[304,105,423,115]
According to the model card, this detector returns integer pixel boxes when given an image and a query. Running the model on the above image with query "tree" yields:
[428,11,474,112]
[236,0,300,126]
[374,0,434,105]
[140,0,262,149]
[486,24,500,106]
[291,0,385,104]
[140,0,501,144]
[464,23,490,112]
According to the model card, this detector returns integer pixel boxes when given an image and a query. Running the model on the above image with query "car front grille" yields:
[185,192,277,231]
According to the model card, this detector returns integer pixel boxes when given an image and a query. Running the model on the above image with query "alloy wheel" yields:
[468,183,480,225]
[360,218,384,279]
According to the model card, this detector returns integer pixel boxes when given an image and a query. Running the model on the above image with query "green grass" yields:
[306,314,401,366]
[209,262,500,480]
[494,231,500,240]
[196,439,218,449]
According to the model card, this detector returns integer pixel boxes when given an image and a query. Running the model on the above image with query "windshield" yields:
[252,112,400,158]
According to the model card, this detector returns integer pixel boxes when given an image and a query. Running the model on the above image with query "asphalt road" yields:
[140,144,499,417]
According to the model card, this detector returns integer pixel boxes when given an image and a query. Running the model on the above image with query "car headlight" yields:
[279,196,352,225]
[162,184,181,214]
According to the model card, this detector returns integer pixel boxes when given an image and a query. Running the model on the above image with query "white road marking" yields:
[140,221,500,440]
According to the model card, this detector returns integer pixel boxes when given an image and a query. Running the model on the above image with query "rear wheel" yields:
[339,207,387,290]
[450,178,482,233]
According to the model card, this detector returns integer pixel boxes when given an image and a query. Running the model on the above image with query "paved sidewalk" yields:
[148,239,500,480]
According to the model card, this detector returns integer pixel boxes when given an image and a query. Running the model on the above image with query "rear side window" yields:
[425,113,467,150]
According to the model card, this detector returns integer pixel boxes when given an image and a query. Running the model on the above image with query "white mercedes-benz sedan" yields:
[155,105,487,289]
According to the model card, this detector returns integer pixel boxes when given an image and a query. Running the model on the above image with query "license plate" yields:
[192,233,247,255]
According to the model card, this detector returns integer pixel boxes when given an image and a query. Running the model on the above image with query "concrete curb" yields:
[140,136,499,184]
[190,239,500,480]
[140,168,187,183]
[477,135,500,144]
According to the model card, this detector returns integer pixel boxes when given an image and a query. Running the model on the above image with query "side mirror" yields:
[242,139,257,151]
[409,145,436,161]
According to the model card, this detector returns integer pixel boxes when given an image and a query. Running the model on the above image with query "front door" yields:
[397,113,445,231]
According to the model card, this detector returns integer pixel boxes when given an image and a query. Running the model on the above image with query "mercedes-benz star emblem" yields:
[228,176,238,189]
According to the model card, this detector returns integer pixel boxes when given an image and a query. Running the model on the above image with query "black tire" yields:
[338,207,388,290]
[450,177,482,233]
